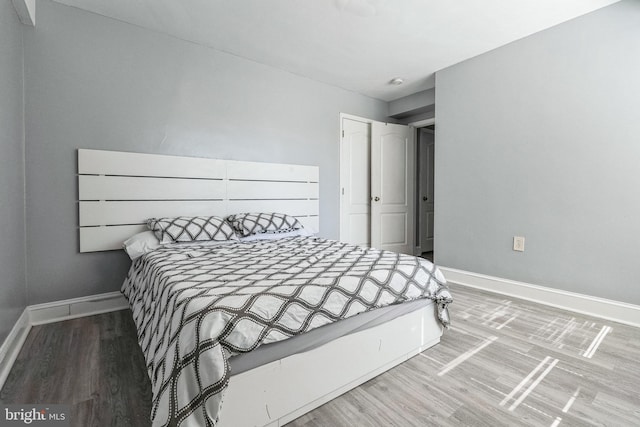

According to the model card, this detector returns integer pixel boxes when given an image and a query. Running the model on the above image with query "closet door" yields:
[371,122,415,255]
[340,118,371,246]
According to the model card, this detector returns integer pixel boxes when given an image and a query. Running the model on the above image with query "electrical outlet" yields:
[513,236,525,252]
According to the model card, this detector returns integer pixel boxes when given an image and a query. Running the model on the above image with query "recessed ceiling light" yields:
[334,0,384,17]
[389,77,404,85]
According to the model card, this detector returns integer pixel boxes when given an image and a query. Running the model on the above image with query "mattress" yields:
[122,236,452,427]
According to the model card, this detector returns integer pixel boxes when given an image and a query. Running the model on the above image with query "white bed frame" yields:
[77,149,443,425]
[77,149,319,252]
[222,304,442,426]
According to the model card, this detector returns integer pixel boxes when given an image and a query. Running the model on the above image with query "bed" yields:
[77,149,452,427]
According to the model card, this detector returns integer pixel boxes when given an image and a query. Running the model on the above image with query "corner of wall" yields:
[11,0,36,26]
[21,8,28,309]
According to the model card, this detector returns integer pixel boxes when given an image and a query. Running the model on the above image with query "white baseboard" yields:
[440,267,640,328]
[0,291,129,390]
[0,309,31,392]
[28,291,128,326]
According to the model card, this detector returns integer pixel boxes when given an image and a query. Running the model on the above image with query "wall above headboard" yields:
[78,149,319,252]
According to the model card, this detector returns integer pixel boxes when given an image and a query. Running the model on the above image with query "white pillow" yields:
[123,231,162,260]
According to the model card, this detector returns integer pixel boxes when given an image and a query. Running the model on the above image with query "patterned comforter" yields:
[122,236,452,427]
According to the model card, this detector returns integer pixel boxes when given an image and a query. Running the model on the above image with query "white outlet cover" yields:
[513,236,525,252]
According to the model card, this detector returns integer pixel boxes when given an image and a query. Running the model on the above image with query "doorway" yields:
[416,124,435,262]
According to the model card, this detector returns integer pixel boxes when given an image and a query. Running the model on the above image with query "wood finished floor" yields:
[2,285,639,426]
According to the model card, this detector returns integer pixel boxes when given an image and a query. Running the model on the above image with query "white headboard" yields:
[78,149,319,252]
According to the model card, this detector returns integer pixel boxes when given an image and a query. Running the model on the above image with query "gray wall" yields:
[22,0,388,304]
[0,0,26,342]
[435,0,640,304]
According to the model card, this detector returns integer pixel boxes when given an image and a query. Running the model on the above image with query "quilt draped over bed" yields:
[122,237,452,427]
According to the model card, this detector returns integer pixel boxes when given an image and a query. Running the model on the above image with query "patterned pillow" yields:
[226,212,303,237]
[147,216,238,244]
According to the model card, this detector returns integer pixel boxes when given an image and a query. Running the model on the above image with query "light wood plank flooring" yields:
[2,285,639,426]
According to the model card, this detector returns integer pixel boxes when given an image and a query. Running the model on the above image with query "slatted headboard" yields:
[78,149,319,252]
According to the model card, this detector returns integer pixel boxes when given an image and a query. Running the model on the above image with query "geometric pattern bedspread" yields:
[121,236,452,427]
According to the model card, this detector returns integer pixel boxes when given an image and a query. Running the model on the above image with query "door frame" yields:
[408,117,435,128]
[410,117,436,256]
[416,127,435,254]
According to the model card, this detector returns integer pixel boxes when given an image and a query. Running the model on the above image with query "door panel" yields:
[340,118,371,246]
[380,213,407,245]
[381,134,408,205]
[350,139,370,206]
[371,122,415,254]
[348,214,369,245]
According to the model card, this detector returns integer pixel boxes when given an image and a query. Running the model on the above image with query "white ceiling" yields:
[52,0,619,102]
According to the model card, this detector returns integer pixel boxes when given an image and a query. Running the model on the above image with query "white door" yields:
[418,129,435,252]
[371,122,415,255]
[340,118,371,246]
